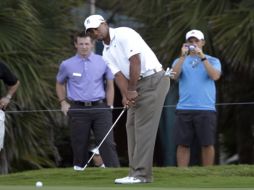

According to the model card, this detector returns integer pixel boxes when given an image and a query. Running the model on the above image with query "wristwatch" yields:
[201,57,207,61]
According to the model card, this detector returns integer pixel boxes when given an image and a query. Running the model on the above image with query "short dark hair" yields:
[73,31,94,43]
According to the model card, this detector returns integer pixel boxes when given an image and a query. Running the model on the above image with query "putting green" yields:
[1,187,254,190]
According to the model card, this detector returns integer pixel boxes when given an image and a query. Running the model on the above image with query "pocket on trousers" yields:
[146,74,162,90]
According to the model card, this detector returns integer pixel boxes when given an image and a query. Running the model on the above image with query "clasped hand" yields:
[123,90,138,108]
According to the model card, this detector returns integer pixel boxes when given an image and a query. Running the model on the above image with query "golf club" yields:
[83,107,127,170]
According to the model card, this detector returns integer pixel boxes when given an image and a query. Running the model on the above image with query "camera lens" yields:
[189,45,195,51]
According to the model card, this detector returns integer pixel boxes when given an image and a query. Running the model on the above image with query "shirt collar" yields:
[75,52,94,61]
[103,28,115,48]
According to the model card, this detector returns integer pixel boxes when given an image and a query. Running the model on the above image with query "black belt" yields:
[70,99,105,106]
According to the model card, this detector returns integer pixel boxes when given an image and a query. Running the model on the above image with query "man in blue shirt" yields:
[172,29,221,167]
[56,31,120,170]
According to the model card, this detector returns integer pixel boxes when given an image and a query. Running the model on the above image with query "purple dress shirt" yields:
[56,53,113,101]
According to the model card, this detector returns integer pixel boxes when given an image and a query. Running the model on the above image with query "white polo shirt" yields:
[102,27,162,79]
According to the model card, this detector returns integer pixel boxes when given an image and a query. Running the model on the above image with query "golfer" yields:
[84,15,170,184]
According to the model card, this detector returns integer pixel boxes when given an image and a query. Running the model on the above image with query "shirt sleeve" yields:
[56,62,67,84]
[209,57,221,72]
[105,65,114,80]
[172,58,179,67]
[119,28,141,59]
[102,52,121,75]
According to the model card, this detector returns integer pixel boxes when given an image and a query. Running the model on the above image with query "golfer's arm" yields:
[56,81,66,102]
[105,79,114,106]
[128,54,141,91]
[114,72,128,99]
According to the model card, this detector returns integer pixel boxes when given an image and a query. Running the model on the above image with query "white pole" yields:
[90,0,95,15]
[90,0,96,52]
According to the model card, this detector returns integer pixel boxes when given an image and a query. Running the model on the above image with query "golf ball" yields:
[35,181,43,187]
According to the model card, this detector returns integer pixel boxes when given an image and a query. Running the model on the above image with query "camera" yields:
[189,45,196,51]
[185,44,196,51]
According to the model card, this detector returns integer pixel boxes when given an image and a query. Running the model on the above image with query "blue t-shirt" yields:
[172,54,221,111]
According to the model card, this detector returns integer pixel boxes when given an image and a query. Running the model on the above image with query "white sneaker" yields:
[114,176,131,184]
[73,165,84,171]
[100,164,105,168]
[115,176,144,184]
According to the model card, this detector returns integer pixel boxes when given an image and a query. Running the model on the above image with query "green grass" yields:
[0,165,253,189]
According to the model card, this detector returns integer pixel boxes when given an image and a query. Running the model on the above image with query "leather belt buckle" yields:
[70,99,105,106]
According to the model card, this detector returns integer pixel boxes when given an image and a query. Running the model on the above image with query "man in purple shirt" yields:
[56,31,120,170]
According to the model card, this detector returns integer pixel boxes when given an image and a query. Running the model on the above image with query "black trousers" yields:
[67,103,120,167]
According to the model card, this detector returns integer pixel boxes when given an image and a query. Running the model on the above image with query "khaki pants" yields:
[126,71,170,182]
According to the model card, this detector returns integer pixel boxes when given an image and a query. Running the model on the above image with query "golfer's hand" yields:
[122,97,129,108]
[127,90,138,107]
[0,97,10,110]
[127,90,138,101]
[122,97,134,108]
[61,101,70,116]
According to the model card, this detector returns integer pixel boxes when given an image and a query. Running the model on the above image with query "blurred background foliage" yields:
[0,0,83,173]
[0,0,253,174]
